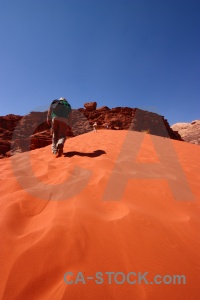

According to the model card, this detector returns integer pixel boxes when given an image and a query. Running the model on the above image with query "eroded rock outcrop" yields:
[171,120,200,145]
[0,103,184,158]
[80,106,182,140]
[84,102,97,111]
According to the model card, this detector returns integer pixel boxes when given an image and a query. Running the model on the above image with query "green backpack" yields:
[51,99,72,119]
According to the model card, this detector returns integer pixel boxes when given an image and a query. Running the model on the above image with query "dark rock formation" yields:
[0,112,56,157]
[0,114,22,158]
[0,104,184,158]
[79,107,182,140]
[131,109,182,139]
[171,120,200,145]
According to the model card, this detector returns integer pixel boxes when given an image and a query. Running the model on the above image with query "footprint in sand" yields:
[100,202,130,221]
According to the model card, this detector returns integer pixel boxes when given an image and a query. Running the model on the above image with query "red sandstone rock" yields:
[96,106,110,111]
[84,102,97,111]
[0,105,184,158]
[0,140,11,155]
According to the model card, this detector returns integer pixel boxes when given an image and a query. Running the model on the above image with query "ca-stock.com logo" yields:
[63,271,186,285]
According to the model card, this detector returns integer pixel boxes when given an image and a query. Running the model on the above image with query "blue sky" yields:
[0,0,199,125]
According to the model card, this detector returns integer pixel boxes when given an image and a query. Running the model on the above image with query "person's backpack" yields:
[51,99,72,119]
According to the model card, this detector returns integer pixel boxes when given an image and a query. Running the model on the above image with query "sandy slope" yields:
[0,130,200,300]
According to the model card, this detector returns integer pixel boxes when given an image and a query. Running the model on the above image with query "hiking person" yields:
[93,122,97,132]
[47,97,72,157]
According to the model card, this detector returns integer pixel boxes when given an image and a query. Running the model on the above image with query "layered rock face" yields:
[0,114,22,158]
[0,102,183,158]
[80,106,182,140]
[0,112,52,158]
[171,120,200,145]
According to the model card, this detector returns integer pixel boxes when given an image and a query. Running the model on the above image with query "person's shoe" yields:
[55,145,63,158]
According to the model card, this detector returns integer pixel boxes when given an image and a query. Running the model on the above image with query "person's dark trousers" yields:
[51,117,69,154]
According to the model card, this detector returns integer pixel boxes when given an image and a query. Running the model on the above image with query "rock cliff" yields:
[171,120,200,145]
[0,102,183,158]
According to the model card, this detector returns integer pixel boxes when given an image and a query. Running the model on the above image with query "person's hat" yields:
[59,97,67,101]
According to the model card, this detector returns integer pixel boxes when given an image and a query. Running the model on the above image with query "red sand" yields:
[0,130,200,300]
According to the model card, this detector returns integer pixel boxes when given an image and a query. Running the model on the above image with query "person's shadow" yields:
[63,149,106,158]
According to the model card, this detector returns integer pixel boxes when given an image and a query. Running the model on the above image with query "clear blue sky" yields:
[0,0,199,125]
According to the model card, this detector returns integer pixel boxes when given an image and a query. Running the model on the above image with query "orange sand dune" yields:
[0,130,200,300]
